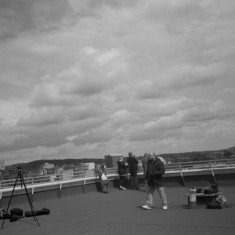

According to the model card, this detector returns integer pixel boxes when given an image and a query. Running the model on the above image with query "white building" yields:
[80,162,95,171]
[40,162,55,175]
[0,159,5,171]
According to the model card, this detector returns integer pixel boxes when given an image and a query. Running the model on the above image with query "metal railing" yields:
[0,170,86,189]
[165,158,235,172]
[0,158,235,190]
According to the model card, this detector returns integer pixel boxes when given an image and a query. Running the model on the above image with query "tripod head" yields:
[1,165,40,229]
[16,166,25,188]
[17,166,23,173]
[17,166,25,178]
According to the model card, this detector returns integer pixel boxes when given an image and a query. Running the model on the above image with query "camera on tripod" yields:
[17,166,23,173]
[1,166,40,229]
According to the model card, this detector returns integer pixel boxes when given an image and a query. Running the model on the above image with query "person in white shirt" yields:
[97,164,109,194]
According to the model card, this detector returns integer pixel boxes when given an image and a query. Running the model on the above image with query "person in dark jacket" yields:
[142,153,168,210]
[117,157,128,190]
[127,152,139,190]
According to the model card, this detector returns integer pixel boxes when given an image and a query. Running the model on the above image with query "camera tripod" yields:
[1,166,40,229]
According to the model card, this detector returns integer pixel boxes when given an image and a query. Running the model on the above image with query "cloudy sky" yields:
[0,0,235,165]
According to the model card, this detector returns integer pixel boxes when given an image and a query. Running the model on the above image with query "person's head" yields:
[128,152,133,157]
[148,152,155,160]
[144,153,149,160]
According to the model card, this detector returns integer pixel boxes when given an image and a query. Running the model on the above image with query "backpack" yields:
[215,195,226,207]
[10,208,23,216]
[204,183,218,194]
[207,195,227,209]
[9,208,24,222]
[25,208,50,217]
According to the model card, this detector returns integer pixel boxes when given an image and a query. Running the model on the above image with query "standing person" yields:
[96,164,109,194]
[117,157,128,190]
[127,152,139,190]
[142,153,168,210]
[142,153,149,178]
[142,153,149,191]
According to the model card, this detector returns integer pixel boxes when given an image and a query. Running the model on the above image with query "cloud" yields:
[0,0,74,39]
[136,80,165,99]
[111,110,131,124]
[29,76,77,108]
[1,0,235,165]
[144,112,185,131]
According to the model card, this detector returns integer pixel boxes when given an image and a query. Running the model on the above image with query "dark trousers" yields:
[130,171,139,189]
[101,180,109,193]
[119,175,128,188]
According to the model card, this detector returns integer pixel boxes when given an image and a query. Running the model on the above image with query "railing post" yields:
[83,179,86,193]
[32,187,34,195]
[179,162,186,187]
[210,161,217,183]
[0,191,2,208]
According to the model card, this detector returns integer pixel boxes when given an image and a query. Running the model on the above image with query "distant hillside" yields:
[160,145,235,162]
[4,145,235,171]
[226,146,235,152]
[5,158,105,172]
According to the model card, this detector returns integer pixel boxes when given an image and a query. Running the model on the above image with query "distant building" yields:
[40,162,55,175]
[60,168,74,181]
[79,162,95,178]
[0,159,5,171]
[104,154,124,168]
[80,162,95,171]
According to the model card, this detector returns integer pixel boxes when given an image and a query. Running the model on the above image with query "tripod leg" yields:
[1,172,20,229]
[20,173,40,226]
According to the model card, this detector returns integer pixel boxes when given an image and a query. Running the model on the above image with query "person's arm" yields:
[104,168,107,176]
[134,158,138,164]
[117,161,120,168]
[124,163,127,170]
[96,169,102,179]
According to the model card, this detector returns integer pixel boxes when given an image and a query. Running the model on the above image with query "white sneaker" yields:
[162,205,168,210]
[120,186,126,190]
[142,205,151,210]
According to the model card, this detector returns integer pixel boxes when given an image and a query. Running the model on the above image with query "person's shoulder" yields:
[157,159,165,169]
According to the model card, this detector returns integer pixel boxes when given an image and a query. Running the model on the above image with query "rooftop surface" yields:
[1,185,235,235]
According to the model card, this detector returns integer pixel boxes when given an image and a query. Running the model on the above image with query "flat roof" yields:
[1,185,235,235]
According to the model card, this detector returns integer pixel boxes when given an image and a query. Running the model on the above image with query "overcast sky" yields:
[0,0,235,165]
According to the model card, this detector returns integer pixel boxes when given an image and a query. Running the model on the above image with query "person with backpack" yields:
[142,153,168,210]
